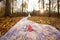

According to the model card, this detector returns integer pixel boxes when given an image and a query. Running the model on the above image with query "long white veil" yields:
[0,14,60,40]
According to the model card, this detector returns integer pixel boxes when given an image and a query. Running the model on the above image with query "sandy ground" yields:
[0,16,60,37]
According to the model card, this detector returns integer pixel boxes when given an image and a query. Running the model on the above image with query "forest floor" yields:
[0,16,60,37]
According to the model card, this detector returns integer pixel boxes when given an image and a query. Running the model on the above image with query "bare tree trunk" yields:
[43,0,44,10]
[9,0,12,15]
[22,0,23,15]
[57,0,59,17]
[38,0,40,9]
[5,0,11,16]
[49,0,51,17]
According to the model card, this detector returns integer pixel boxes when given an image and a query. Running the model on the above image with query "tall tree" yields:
[5,0,10,16]
[57,0,59,17]
[49,0,51,17]
[52,0,53,12]
[22,2,28,12]
[38,0,40,12]
[22,0,23,14]
[42,0,44,10]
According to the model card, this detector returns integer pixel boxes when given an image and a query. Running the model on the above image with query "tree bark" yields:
[49,0,51,17]
[43,0,44,10]
[5,0,11,16]
[22,0,23,14]
[57,0,59,17]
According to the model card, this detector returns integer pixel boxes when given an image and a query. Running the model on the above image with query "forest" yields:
[0,0,60,37]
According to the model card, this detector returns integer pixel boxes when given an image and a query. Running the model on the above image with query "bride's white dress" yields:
[0,15,60,40]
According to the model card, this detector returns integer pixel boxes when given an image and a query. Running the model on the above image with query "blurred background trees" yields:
[0,0,60,17]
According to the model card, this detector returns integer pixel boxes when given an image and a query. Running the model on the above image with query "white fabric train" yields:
[0,16,60,40]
